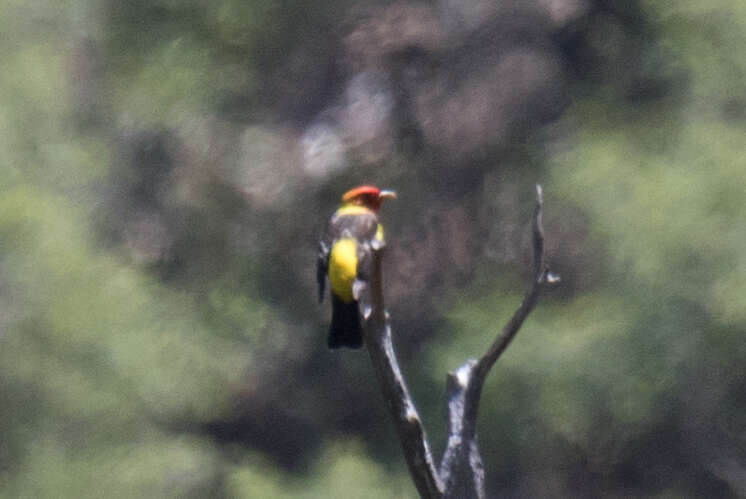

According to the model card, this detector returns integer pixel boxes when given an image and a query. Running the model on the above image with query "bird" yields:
[317,185,396,349]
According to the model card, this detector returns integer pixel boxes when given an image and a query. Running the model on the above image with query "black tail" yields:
[328,295,363,349]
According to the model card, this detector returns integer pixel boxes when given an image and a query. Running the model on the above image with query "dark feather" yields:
[328,294,363,349]
[317,240,330,303]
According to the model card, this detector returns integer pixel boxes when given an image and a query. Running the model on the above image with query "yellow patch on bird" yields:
[329,237,357,303]
[336,204,373,216]
[375,223,384,243]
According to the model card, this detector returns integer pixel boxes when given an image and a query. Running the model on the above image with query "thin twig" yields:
[478,184,547,378]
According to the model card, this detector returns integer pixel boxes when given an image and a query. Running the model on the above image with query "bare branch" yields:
[440,185,556,497]
[362,185,556,498]
[477,184,549,378]
[440,360,486,498]
[364,246,444,499]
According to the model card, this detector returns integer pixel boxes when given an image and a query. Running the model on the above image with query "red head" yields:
[342,185,396,211]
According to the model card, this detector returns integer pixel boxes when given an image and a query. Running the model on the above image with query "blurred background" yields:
[1,0,744,497]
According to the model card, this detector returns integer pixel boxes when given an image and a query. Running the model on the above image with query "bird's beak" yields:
[379,190,397,200]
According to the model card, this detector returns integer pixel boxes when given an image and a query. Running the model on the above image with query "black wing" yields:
[317,229,332,303]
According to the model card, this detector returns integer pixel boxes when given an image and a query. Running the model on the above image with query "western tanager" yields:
[317,185,396,349]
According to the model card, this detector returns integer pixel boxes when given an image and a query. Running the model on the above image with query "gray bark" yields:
[362,185,557,498]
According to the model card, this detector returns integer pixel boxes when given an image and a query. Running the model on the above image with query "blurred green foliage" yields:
[227,442,415,499]
[1,0,744,497]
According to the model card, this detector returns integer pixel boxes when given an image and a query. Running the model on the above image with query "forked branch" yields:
[362,185,557,498]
